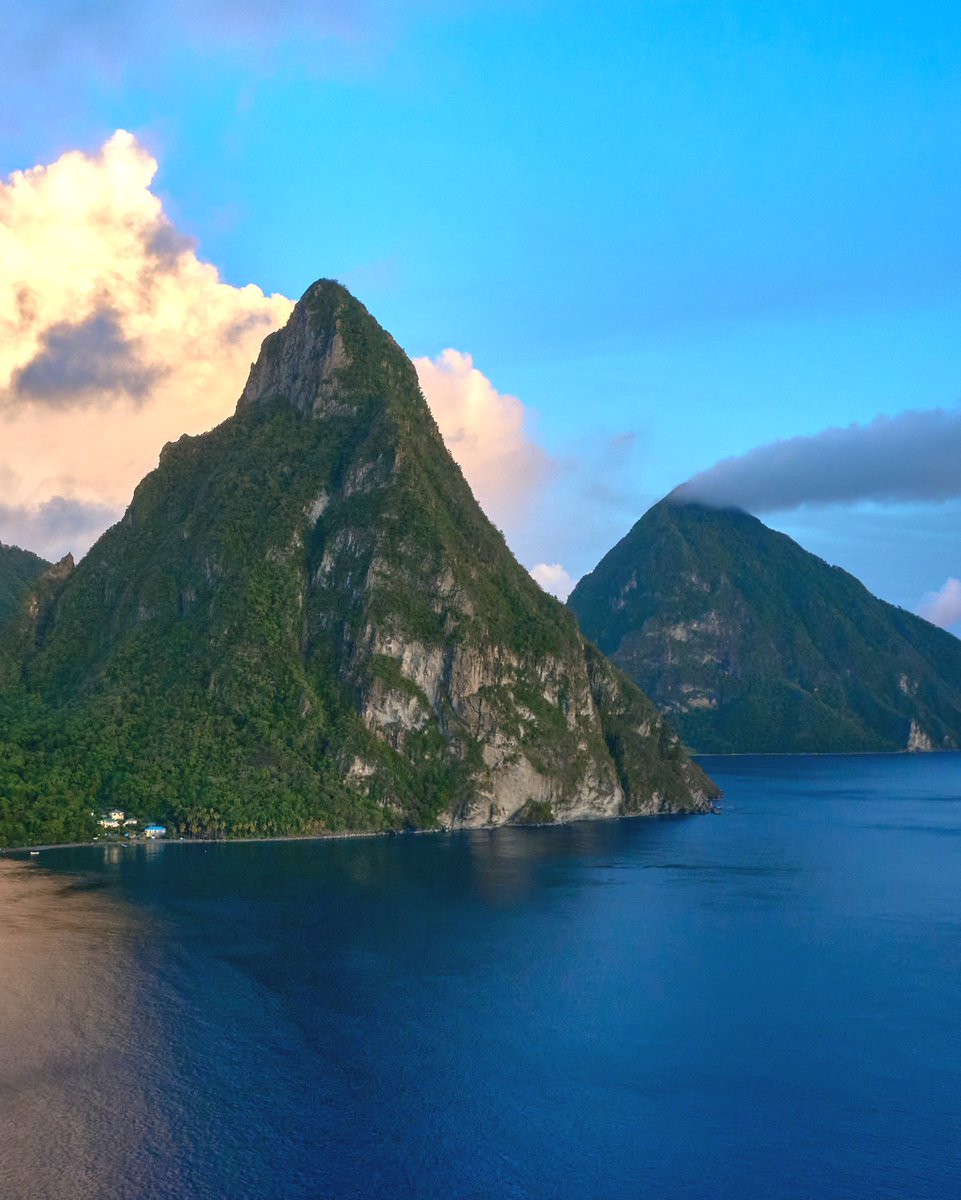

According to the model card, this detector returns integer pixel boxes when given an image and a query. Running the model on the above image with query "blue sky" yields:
[1,0,959,624]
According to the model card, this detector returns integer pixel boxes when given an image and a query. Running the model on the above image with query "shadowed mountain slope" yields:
[568,498,961,753]
[0,544,49,631]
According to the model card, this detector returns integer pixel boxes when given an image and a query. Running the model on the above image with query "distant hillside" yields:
[568,498,961,753]
[0,544,50,630]
[0,282,715,847]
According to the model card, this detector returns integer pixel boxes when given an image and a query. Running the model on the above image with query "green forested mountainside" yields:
[0,282,715,846]
[0,544,49,630]
[568,498,961,754]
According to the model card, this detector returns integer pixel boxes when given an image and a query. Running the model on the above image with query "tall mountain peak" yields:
[0,282,715,845]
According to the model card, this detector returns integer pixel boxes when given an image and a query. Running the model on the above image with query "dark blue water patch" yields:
[3,753,961,1199]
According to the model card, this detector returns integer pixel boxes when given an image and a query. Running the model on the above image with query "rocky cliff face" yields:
[0,282,715,844]
[569,498,961,754]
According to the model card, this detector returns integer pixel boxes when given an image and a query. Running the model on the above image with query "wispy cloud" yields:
[676,403,961,513]
[918,577,961,631]
[0,1,369,81]
[0,2,388,148]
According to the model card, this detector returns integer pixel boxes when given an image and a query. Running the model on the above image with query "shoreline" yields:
[0,826,442,856]
[692,748,961,758]
[7,749,956,855]
[1,805,714,857]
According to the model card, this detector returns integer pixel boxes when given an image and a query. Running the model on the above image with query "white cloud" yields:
[413,349,554,534]
[0,134,561,564]
[0,131,294,556]
[917,578,961,631]
[529,562,575,602]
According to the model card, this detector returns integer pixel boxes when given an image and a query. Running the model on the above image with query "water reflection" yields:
[0,859,166,1200]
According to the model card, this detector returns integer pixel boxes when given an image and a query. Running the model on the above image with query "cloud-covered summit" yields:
[675,403,961,514]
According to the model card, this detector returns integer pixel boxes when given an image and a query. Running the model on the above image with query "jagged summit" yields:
[236,280,408,419]
[0,281,715,845]
[569,498,961,753]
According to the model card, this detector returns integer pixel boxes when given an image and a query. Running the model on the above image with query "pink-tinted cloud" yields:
[0,135,572,566]
[0,131,293,557]
[413,349,555,534]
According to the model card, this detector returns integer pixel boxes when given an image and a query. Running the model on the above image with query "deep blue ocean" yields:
[2,753,960,1199]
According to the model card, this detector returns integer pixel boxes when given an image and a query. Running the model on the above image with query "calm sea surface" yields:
[2,754,960,1199]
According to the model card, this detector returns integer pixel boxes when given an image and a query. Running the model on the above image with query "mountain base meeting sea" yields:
[2,753,959,1199]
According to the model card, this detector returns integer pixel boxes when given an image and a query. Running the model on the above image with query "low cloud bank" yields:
[677,404,961,513]
[918,578,961,631]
